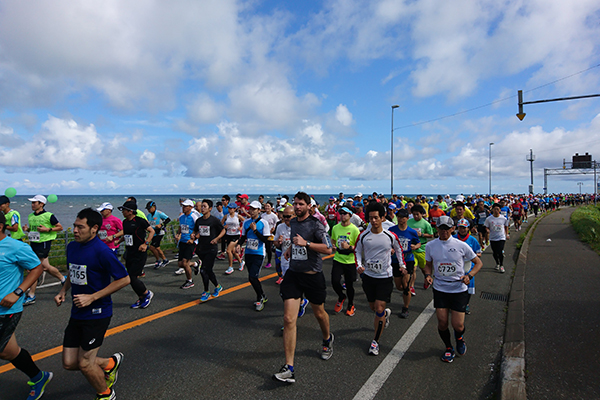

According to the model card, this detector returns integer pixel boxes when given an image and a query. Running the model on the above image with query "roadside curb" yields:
[500,213,545,399]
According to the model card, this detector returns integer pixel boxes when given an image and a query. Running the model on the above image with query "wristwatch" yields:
[467,273,473,279]
[305,241,312,248]
[13,288,24,297]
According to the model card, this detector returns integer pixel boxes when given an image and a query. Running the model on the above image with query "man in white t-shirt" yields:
[424,216,482,363]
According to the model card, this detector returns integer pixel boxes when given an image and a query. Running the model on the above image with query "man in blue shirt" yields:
[0,212,52,400]
[145,201,171,269]
[55,208,130,400]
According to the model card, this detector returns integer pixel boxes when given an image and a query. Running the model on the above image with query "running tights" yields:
[198,249,219,292]
[490,240,505,266]
[331,260,356,305]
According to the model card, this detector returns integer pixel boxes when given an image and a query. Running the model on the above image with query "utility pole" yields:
[526,149,535,194]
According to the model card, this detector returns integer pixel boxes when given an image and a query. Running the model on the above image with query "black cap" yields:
[397,208,409,218]
[0,195,9,205]
[145,201,156,210]
[118,200,137,212]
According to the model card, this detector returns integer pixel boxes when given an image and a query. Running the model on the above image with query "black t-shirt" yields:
[194,215,224,250]
[122,216,150,252]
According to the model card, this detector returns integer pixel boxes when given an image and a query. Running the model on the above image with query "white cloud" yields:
[335,104,354,126]
[140,150,156,169]
[0,122,13,135]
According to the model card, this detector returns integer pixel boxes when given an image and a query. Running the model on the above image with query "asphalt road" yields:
[1,219,531,400]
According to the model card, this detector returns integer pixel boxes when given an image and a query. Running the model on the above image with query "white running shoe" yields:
[174,267,185,275]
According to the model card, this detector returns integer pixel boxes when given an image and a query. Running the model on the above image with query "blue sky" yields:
[1,0,599,196]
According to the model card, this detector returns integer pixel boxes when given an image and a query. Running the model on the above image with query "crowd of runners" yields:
[0,190,591,398]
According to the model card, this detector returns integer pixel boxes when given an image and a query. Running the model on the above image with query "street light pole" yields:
[577,182,583,194]
[391,105,399,197]
[489,143,494,195]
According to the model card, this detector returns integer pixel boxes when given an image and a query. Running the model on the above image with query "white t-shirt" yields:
[260,212,279,234]
[484,215,509,241]
[355,229,404,279]
[426,237,477,293]
[274,223,292,274]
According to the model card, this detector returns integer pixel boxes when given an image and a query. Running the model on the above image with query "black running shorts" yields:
[392,260,415,277]
[361,274,393,303]
[63,317,111,351]
[150,234,164,248]
[280,270,327,305]
[178,242,195,261]
[433,288,469,312]
[0,312,22,353]
[30,241,52,259]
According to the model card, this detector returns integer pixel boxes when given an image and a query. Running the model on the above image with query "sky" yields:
[1,0,600,197]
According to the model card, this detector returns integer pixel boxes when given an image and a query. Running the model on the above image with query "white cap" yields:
[249,200,262,209]
[96,202,113,211]
[456,195,465,202]
[356,192,363,197]
[181,199,194,207]
[28,195,47,204]
[310,198,316,206]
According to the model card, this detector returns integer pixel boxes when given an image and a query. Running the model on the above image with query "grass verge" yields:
[571,205,600,254]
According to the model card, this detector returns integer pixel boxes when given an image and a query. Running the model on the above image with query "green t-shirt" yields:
[5,209,25,240]
[407,217,433,253]
[331,222,360,264]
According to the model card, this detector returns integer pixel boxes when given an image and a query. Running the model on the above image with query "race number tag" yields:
[493,225,503,232]
[247,238,259,251]
[437,262,457,277]
[365,259,384,272]
[159,229,166,236]
[337,236,349,248]
[291,244,308,260]
[69,263,88,285]
[124,235,134,246]
[399,238,409,252]
[181,225,190,234]
[198,226,210,236]
[98,230,108,240]
[28,231,40,242]
[415,228,422,235]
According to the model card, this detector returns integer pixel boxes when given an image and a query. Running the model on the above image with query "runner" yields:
[113,201,155,308]
[389,208,421,319]
[330,206,360,316]
[221,204,245,275]
[355,202,405,356]
[324,196,339,231]
[260,201,279,269]
[218,195,231,258]
[0,212,53,400]
[273,192,333,384]
[192,200,225,302]
[484,203,509,273]
[424,215,483,363]
[273,206,293,285]
[238,201,271,310]
[511,199,523,231]
[97,203,123,257]
[175,199,199,286]
[54,208,130,400]
[453,218,481,314]
[407,204,434,290]
[0,195,25,240]
[125,197,148,221]
[473,200,490,250]
[145,201,171,269]
[22,195,65,306]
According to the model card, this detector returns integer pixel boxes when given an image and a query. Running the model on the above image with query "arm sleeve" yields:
[354,233,363,268]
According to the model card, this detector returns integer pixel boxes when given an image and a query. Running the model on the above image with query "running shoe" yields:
[154,261,161,269]
[423,281,430,290]
[321,333,334,360]
[368,340,379,356]
[272,364,295,383]
[104,352,124,389]
[384,308,391,328]
[27,371,53,400]
[174,267,185,275]
[399,307,409,319]
[275,277,284,285]
[298,298,309,318]
[441,347,455,363]
[255,296,267,311]
[23,295,36,306]
[138,269,145,278]
[345,305,355,317]
[264,263,272,268]
[225,267,234,275]
[212,284,223,297]
[95,389,116,400]
[180,280,194,290]
[139,290,154,309]
[342,282,346,290]
[456,340,467,356]
[216,253,226,260]
[495,265,500,272]
[334,298,345,313]
[238,261,245,271]
[499,266,505,273]
[130,299,141,309]
[160,259,170,268]
[200,291,211,301]
[193,261,200,275]
[410,287,416,297]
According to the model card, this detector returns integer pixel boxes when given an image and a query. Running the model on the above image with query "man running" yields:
[0,212,53,400]
[484,203,509,273]
[330,206,360,316]
[192,200,225,302]
[355,202,405,356]
[0,195,26,240]
[55,208,130,400]
[424,216,482,363]
[145,201,171,269]
[23,195,65,305]
[97,203,123,256]
[273,192,333,384]
[175,199,199,285]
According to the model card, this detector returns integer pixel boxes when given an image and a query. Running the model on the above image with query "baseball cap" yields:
[388,203,397,210]
[437,216,454,229]
[249,200,262,209]
[339,207,353,215]
[457,218,470,228]
[239,194,249,199]
[145,201,156,210]
[433,201,439,206]
[397,208,409,218]
[329,196,335,200]
[356,192,363,197]
[118,200,137,212]
[96,202,113,212]
[28,195,47,204]
[310,198,317,207]
[227,203,238,209]
[456,195,465,202]
[181,199,194,207]
[0,195,9,205]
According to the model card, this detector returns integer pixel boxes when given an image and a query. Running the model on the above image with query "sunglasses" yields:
[339,212,348,216]
[438,226,452,231]
[283,215,293,218]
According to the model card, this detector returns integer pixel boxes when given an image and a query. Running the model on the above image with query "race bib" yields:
[282,239,291,252]
[415,228,422,235]
[399,238,409,252]
[291,244,308,260]
[247,238,259,251]
[28,231,40,242]
[159,229,166,236]
[513,210,520,216]
[198,226,210,236]
[69,263,88,285]
[181,225,190,234]
[493,225,503,232]
[365,259,384,272]
[98,230,108,240]
[337,236,349,248]
[437,262,457,277]
[124,234,134,246]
